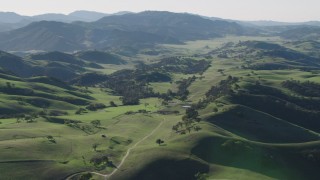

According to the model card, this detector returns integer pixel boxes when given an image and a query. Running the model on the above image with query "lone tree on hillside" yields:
[79,173,92,180]
[156,139,164,146]
[91,120,101,127]
[46,135,56,143]
[120,96,140,105]
[92,143,99,151]
[195,172,209,180]
[109,101,117,107]
[24,113,38,123]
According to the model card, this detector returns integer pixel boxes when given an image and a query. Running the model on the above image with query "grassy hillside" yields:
[0,36,320,180]
[279,26,320,41]
[29,51,85,66]
[111,38,320,180]
[75,51,126,65]
[0,21,86,51]
[0,73,93,117]
[0,50,122,81]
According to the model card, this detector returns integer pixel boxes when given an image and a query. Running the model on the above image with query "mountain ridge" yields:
[0,11,252,52]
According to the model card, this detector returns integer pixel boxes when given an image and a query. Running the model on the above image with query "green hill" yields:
[75,51,126,64]
[0,73,93,118]
[0,21,86,51]
[280,26,320,41]
[0,51,88,81]
[29,51,85,66]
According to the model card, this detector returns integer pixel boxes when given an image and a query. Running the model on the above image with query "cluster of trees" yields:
[45,110,68,116]
[86,103,106,111]
[136,71,171,82]
[161,76,197,102]
[75,108,87,114]
[71,73,109,86]
[117,57,210,104]
[65,120,97,135]
[119,93,141,105]
[175,76,197,101]
[90,154,114,169]
[99,70,158,105]
[172,107,201,134]
[125,109,149,115]
[4,82,15,88]
[71,57,210,106]
[146,57,211,74]
[193,76,239,109]
[16,113,38,123]
[248,63,289,71]
[205,76,239,100]
[14,110,67,123]
[163,76,239,135]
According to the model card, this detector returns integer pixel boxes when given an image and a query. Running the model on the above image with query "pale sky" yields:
[1,0,319,22]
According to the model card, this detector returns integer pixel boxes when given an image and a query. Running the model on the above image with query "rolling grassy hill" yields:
[0,50,126,81]
[0,21,86,51]
[0,78,88,118]
[0,51,81,81]
[0,33,320,180]
[75,51,126,65]
[29,51,85,66]
[112,37,320,180]
[279,26,320,41]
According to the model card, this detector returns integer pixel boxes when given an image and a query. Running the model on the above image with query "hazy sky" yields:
[1,0,319,22]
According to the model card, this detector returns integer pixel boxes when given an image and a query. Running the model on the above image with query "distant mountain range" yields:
[0,11,253,52]
[239,20,320,27]
[1,10,319,33]
[0,10,133,32]
[0,10,319,52]
[203,16,320,27]
[0,10,112,23]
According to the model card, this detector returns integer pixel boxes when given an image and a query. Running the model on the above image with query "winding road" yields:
[66,118,165,180]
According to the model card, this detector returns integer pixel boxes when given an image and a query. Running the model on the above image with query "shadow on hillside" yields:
[205,105,320,143]
[191,136,320,180]
[130,158,209,180]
